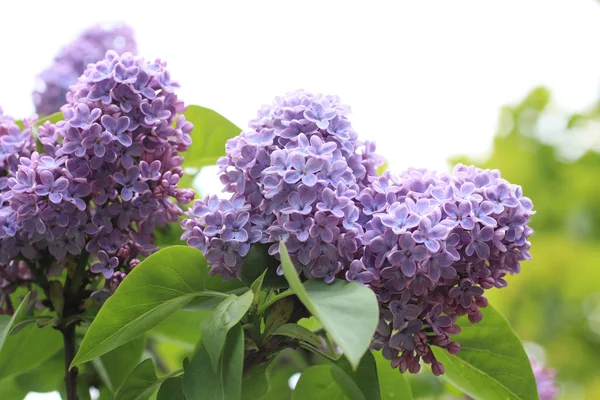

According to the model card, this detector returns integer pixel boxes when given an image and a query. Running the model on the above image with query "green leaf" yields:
[241,363,269,399]
[333,352,381,400]
[263,296,294,337]
[0,292,31,353]
[0,376,28,400]
[373,351,414,399]
[271,323,323,349]
[292,365,347,400]
[280,241,378,370]
[93,336,147,393]
[201,291,253,370]
[73,246,221,366]
[432,304,539,400]
[149,310,210,346]
[15,351,64,393]
[115,359,159,400]
[0,323,62,380]
[183,324,244,400]
[240,244,287,289]
[157,376,185,400]
[182,105,241,169]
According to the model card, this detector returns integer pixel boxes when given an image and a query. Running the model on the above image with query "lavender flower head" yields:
[1,51,194,310]
[182,90,384,280]
[33,24,137,116]
[365,165,534,374]
[0,108,37,313]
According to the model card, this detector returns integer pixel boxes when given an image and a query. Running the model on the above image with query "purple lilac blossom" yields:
[1,51,194,310]
[181,90,384,280]
[33,24,137,116]
[366,165,534,375]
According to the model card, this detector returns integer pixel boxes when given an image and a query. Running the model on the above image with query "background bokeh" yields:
[1,1,600,399]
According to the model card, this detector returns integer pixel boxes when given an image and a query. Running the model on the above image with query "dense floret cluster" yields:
[182,90,384,280]
[33,24,137,116]
[0,51,193,312]
[366,165,534,374]
[182,91,535,375]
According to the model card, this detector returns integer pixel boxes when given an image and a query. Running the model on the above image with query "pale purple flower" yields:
[309,211,339,243]
[81,123,112,157]
[304,101,337,129]
[283,214,313,242]
[387,233,428,277]
[139,160,161,181]
[90,251,120,279]
[380,203,420,234]
[140,98,171,125]
[465,224,494,259]
[70,104,102,129]
[345,259,373,284]
[101,115,132,147]
[34,171,69,203]
[283,153,322,186]
[412,216,449,253]
[221,212,250,242]
[316,188,349,218]
[306,135,337,160]
[114,166,148,201]
[443,201,474,229]
[281,186,317,215]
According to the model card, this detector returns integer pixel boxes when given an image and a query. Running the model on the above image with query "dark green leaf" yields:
[263,296,294,337]
[373,351,413,399]
[0,323,62,380]
[333,352,381,400]
[242,362,269,400]
[0,292,31,353]
[240,244,287,289]
[149,310,210,346]
[73,246,222,366]
[115,358,159,400]
[280,241,378,370]
[432,304,539,400]
[201,291,253,370]
[183,324,244,400]
[0,377,28,400]
[261,348,308,400]
[157,376,185,400]
[271,323,323,350]
[93,336,147,393]
[15,351,64,393]
[182,105,241,169]
[292,365,347,400]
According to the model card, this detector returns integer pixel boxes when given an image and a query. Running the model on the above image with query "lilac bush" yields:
[0,50,193,312]
[33,24,137,116]
[182,91,535,375]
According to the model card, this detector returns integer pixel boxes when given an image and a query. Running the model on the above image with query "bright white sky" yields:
[1,0,600,398]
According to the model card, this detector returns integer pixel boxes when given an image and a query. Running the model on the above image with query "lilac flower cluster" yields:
[1,51,193,305]
[181,91,534,375]
[182,90,384,280]
[0,108,37,313]
[33,24,137,116]
[365,165,534,374]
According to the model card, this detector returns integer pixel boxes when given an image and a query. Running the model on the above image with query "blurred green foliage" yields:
[452,87,600,399]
